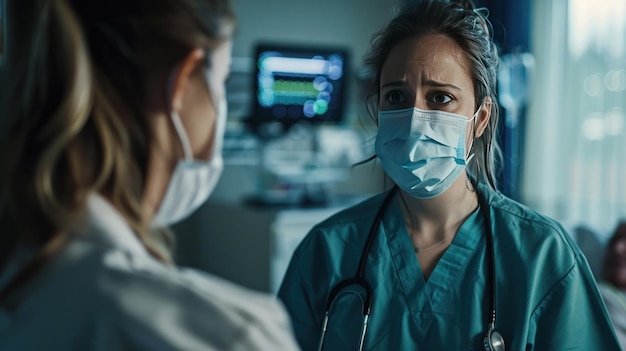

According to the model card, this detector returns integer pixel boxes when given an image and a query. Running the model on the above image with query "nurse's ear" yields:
[168,48,206,114]
[474,96,492,138]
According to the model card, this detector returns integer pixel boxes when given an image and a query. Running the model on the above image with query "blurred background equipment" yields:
[244,43,355,206]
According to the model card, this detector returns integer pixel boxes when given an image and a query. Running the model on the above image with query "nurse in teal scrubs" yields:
[278,0,621,350]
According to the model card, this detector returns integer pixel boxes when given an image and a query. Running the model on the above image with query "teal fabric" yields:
[278,185,621,350]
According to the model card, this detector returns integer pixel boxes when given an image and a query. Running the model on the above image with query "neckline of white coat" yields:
[70,193,151,258]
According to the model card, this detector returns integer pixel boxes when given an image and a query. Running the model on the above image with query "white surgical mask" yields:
[152,91,227,227]
[375,107,478,199]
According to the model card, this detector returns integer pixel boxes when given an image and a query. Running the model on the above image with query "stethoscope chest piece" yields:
[483,326,505,351]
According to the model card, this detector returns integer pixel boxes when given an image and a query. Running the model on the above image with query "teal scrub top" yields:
[278,185,621,350]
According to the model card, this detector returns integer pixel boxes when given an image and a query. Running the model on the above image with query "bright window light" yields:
[568,0,626,59]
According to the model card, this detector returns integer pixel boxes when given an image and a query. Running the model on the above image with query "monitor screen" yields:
[247,43,350,137]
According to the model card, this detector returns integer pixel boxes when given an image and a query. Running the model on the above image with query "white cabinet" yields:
[269,206,354,293]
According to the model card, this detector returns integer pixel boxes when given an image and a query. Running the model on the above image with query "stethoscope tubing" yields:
[355,186,399,281]
[317,187,397,351]
[478,190,498,328]
[320,185,500,350]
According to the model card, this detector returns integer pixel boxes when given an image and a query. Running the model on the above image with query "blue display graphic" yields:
[249,43,349,136]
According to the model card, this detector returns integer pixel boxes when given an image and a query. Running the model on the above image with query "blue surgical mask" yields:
[375,107,478,199]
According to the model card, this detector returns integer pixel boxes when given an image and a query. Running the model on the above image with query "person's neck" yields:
[398,174,479,245]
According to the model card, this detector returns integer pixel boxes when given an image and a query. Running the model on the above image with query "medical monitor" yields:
[247,43,350,137]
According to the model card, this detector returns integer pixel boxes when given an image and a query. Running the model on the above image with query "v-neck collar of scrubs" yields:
[382,196,485,337]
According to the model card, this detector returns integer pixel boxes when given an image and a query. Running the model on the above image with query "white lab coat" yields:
[0,194,300,351]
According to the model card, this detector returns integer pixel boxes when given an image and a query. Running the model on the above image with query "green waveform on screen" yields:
[274,80,317,93]
[270,80,318,105]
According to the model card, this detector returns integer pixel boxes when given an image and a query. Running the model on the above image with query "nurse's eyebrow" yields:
[380,79,462,91]
[380,80,408,89]
[423,79,462,91]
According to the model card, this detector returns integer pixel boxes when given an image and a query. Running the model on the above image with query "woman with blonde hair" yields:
[0,0,299,349]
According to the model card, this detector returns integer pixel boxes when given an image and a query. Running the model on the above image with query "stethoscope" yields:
[317,185,505,351]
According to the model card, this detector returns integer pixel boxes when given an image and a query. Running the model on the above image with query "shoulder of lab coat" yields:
[0,194,300,351]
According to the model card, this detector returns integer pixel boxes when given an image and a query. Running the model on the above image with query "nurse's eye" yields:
[385,90,407,105]
[429,93,453,105]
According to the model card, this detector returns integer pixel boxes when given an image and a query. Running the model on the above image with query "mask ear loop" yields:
[202,49,228,165]
[466,102,484,162]
[165,64,194,162]
[467,99,494,158]
[467,99,495,192]
[170,112,194,161]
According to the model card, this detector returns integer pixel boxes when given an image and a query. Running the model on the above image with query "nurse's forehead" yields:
[381,35,473,85]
